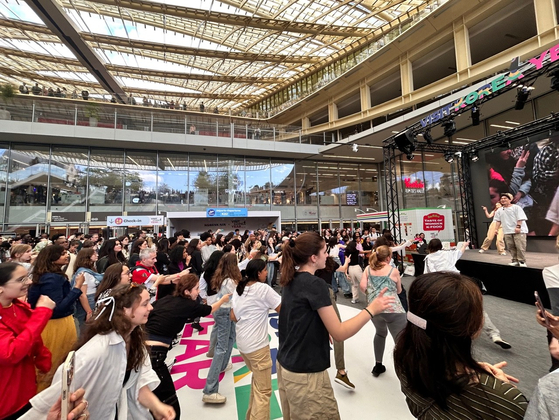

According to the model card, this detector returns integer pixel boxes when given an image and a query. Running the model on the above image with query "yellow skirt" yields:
[36,315,77,392]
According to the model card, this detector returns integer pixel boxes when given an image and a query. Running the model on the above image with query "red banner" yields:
[423,213,444,231]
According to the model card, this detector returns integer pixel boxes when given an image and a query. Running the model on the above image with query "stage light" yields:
[423,129,433,145]
[550,68,559,92]
[444,152,454,163]
[406,153,415,160]
[442,119,456,137]
[515,86,530,110]
[470,152,479,162]
[352,144,359,152]
[471,106,480,126]
[394,129,416,157]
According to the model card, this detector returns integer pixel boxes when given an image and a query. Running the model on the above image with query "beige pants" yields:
[481,221,505,252]
[277,361,340,420]
[240,346,273,420]
[347,265,363,301]
[504,233,527,263]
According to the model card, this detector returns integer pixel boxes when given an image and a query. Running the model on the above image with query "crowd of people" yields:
[0,224,556,420]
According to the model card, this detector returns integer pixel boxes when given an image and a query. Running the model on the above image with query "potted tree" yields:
[84,102,100,127]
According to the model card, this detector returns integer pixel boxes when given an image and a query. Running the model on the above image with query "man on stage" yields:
[493,192,529,267]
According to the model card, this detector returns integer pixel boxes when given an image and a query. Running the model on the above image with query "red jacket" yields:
[0,300,52,418]
[131,262,158,286]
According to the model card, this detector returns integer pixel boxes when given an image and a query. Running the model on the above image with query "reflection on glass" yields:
[246,158,271,209]
[295,162,318,220]
[7,145,50,223]
[125,152,157,214]
[189,155,217,210]
[271,161,295,219]
[158,154,189,213]
[359,164,379,209]
[340,164,360,220]
[318,163,340,220]
[49,147,88,221]
[218,157,245,207]
[0,145,9,223]
[423,153,456,209]
[88,150,124,213]
[400,159,426,208]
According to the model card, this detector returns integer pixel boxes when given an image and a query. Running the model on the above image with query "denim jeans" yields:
[335,271,351,294]
[203,306,236,395]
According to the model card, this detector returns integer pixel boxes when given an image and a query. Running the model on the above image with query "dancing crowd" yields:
[0,225,557,420]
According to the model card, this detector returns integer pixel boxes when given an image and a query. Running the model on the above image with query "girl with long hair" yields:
[394,272,527,418]
[0,263,55,420]
[199,250,225,357]
[95,263,132,305]
[22,284,176,420]
[72,248,104,328]
[277,232,393,419]
[344,240,363,304]
[27,245,85,391]
[97,238,127,274]
[10,243,33,273]
[186,239,203,276]
[128,238,148,268]
[146,273,230,418]
[118,235,130,260]
[202,253,242,404]
[231,259,281,419]
[360,245,406,377]
[155,238,171,275]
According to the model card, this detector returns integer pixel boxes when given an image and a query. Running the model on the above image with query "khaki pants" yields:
[347,265,363,301]
[481,221,505,252]
[277,361,340,420]
[328,288,344,370]
[504,233,527,263]
[240,346,273,420]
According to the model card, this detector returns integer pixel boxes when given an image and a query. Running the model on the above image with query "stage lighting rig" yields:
[471,106,480,126]
[442,119,456,137]
[394,129,416,158]
[406,153,415,160]
[352,144,359,152]
[423,129,434,144]
[515,86,531,110]
[470,152,479,162]
[444,152,454,163]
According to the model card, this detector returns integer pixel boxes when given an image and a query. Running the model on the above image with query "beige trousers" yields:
[240,345,273,420]
[481,221,505,252]
[347,265,363,301]
[277,361,340,420]
[504,233,527,263]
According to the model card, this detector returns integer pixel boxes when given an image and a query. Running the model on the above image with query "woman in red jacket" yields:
[0,262,55,420]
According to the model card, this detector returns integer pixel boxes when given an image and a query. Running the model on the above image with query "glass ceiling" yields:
[0,0,439,112]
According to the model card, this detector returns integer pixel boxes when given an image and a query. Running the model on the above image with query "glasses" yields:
[14,274,32,283]
[122,270,131,276]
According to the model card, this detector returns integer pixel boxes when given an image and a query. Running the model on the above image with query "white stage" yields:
[169,305,414,420]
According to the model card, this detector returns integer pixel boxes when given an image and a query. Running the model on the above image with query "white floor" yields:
[168,305,414,420]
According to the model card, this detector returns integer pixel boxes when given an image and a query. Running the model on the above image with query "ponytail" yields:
[280,232,325,287]
[236,259,266,295]
[369,245,391,270]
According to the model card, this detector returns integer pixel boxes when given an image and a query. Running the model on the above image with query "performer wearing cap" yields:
[493,192,529,267]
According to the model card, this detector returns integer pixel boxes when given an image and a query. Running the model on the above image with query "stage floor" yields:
[461,249,557,270]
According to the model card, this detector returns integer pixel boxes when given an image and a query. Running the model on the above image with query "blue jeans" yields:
[203,307,236,395]
[335,271,351,294]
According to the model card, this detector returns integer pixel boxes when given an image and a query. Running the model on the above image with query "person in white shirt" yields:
[231,259,281,419]
[493,192,529,267]
[20,284,175,420]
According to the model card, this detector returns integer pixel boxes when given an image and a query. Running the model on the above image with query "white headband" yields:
[95,296,116,322]
[407,311,427,330]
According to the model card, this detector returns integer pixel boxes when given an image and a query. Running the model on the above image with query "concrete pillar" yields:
[534,0,557,36]
[360,81,371,111]
[302,116,311,130]
[453,19,471,73]
[400,54,413,96]
[328,100,338,122]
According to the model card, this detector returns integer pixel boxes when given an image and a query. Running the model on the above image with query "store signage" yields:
[423,213,445,231]
[206,208,248,218]
[107,215,165,226]
[419,42,559,127]
[404,178,425,193]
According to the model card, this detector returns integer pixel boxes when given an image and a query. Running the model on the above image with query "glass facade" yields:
[0,144,380,233]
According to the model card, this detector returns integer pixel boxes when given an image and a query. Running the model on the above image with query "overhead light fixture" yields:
[442,119,456,137]
[352,144,359,152]
[394,129,416,157]
[515,86,531,110]
[444,152,454,163]
[406,153,415,160]
[470,152,479,162]
[423,129,434,145]
[471,106,480,126]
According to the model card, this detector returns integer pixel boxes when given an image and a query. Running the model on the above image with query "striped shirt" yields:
[399,372,528,419]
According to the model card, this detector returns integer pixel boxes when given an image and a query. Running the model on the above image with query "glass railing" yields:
[0,95,334,145]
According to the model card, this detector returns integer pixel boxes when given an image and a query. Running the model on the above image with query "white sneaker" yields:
[351,299,359,304]
[508,262,519,267]
[518,262,528,267]
[499,252,507,256]
[221,362,233,373]
[478,249,485,253]
[202,393,227,404]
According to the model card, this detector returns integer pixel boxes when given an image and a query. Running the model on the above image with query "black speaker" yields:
[394,130,416,153]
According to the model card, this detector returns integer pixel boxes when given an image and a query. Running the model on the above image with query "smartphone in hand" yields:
[61,351,75,419]
[535,291,551,327]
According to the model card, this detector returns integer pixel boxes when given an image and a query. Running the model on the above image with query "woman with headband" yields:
[394,272,528,419]
[20,283,175,420]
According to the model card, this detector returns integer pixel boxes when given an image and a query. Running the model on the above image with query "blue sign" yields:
[206,208,248,218]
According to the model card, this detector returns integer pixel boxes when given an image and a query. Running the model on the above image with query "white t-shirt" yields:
[494,204,528,234]
[231,282,281,354]
[84,272,97,296]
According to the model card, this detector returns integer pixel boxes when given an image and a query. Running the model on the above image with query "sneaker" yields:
[518,262,528,267]
[478,249,485,253]
[493,338,512,349]
[350,299,359,304]
[192,322,204,332]
[335,371,355,390]
[508,262,519,267]
[221,362,233,373]
[499,252,507,256]
[344,293,352,298]
[202,393,227,404]
[372,363,386,377]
